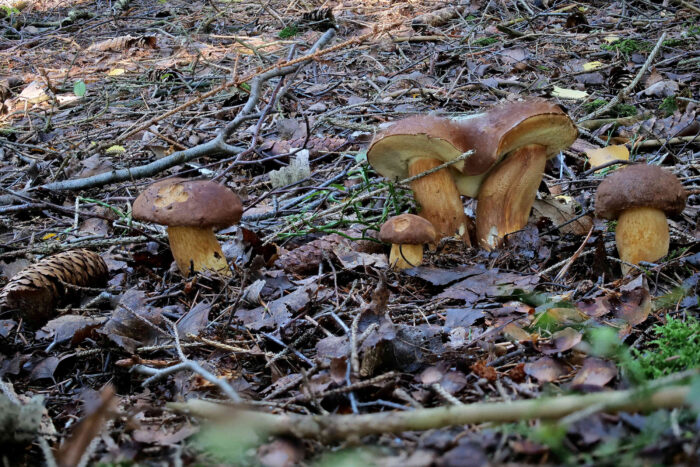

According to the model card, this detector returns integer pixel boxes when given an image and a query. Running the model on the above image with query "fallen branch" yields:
[168,383,691,441]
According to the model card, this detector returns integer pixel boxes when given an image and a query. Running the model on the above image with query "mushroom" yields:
[367,116,472,244]
[594,164,687,274]
[133,178,243,275]
[450,99,578,250]
[379,214,437,270]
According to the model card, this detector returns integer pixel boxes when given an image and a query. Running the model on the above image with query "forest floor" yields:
[1,0,699,465]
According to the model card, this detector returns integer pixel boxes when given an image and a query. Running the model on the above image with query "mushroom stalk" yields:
[475,144,547,250]
[408,157,469,243]
[615,206,669,274]
[389,243,424,270]
[167,226,230,275]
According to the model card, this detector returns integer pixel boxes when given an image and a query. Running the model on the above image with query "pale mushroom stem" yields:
[389,243,424,270]
[475,144,547,250]
[616,206,669,275]
[167,226,230,275]
[408,157,470,244]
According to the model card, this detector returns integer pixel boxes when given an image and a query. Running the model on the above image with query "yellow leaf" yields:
[105,145,126,155]
[551,86,588,100]
[585,145,629,171]
[108,68,125,76]
[604,35,619,44]
[583,61,604,71]
[42,233,57,240]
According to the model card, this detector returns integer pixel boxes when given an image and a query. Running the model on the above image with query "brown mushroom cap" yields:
[133,178,243,228]
[379,214,437,244]
[367,116,473,180]
[595,164,687,220]
[451,99,578,177]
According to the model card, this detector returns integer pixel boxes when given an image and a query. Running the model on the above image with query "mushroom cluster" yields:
[595,164,687,274]
[367,116,473,244]
[451,100,577,250]
[367,99,577,251]
[133,178,243,276]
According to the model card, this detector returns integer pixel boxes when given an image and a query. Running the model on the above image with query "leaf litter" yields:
[0,0,699,465]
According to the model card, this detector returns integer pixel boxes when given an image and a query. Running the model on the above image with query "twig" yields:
[263,150,475,243]
[34,30,338,194]
[578,32,666,123]
[132,321,243,402]
[554,223,594,282]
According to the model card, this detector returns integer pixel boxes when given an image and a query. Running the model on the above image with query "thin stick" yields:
[262,150,475,243]
[578,32,666,123]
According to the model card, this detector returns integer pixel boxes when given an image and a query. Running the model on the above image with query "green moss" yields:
[633,316,700,378]
[582,100,637,117]
[473,36,498,46]
[583,99,607,112]
[659,96,678,116]
[278,24,299,39]
[601,39,652,55]
[611,103,637,117]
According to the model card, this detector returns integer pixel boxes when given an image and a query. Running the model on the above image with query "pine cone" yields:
[0,249,108,327]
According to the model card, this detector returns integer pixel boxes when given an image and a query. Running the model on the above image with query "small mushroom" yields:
[367,116,472,244]
[379,214,437,270]
[133,178,243,275]
[595,164,687,274]
[450,100,578,250]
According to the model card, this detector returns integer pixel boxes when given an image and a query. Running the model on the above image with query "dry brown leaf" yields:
[537,327,582,355]
[571,358,617,388]
[471,360,497,381]
[532,195,593,235]
[524,357,567,383]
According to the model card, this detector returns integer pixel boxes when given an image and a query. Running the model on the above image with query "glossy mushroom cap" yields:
[132,178,243,228]
[379,214,437,245]
[367,116,473,180]
[451,99,578,196]
[595,164,687,219]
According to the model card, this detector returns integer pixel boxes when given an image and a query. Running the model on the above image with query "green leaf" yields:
[73,80,87,97]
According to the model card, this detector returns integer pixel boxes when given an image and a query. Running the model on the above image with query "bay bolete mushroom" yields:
[450,100,578,250]
[595,164,687,274]
[367,116,472,244]
[379,214,437,270]
[133,178,243,276]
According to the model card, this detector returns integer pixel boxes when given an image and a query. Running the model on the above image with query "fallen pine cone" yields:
[0,249,108,328]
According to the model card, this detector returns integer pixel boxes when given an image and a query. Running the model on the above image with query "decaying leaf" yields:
[537,327,582,355]
[532,195,593,235]
[0,250,108,327]
[437,269,539,304]
[471,360,497,381]
[524,356,567,383]
[99,289,165,352]
[571,358,617,388]
[275,230,381,275]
